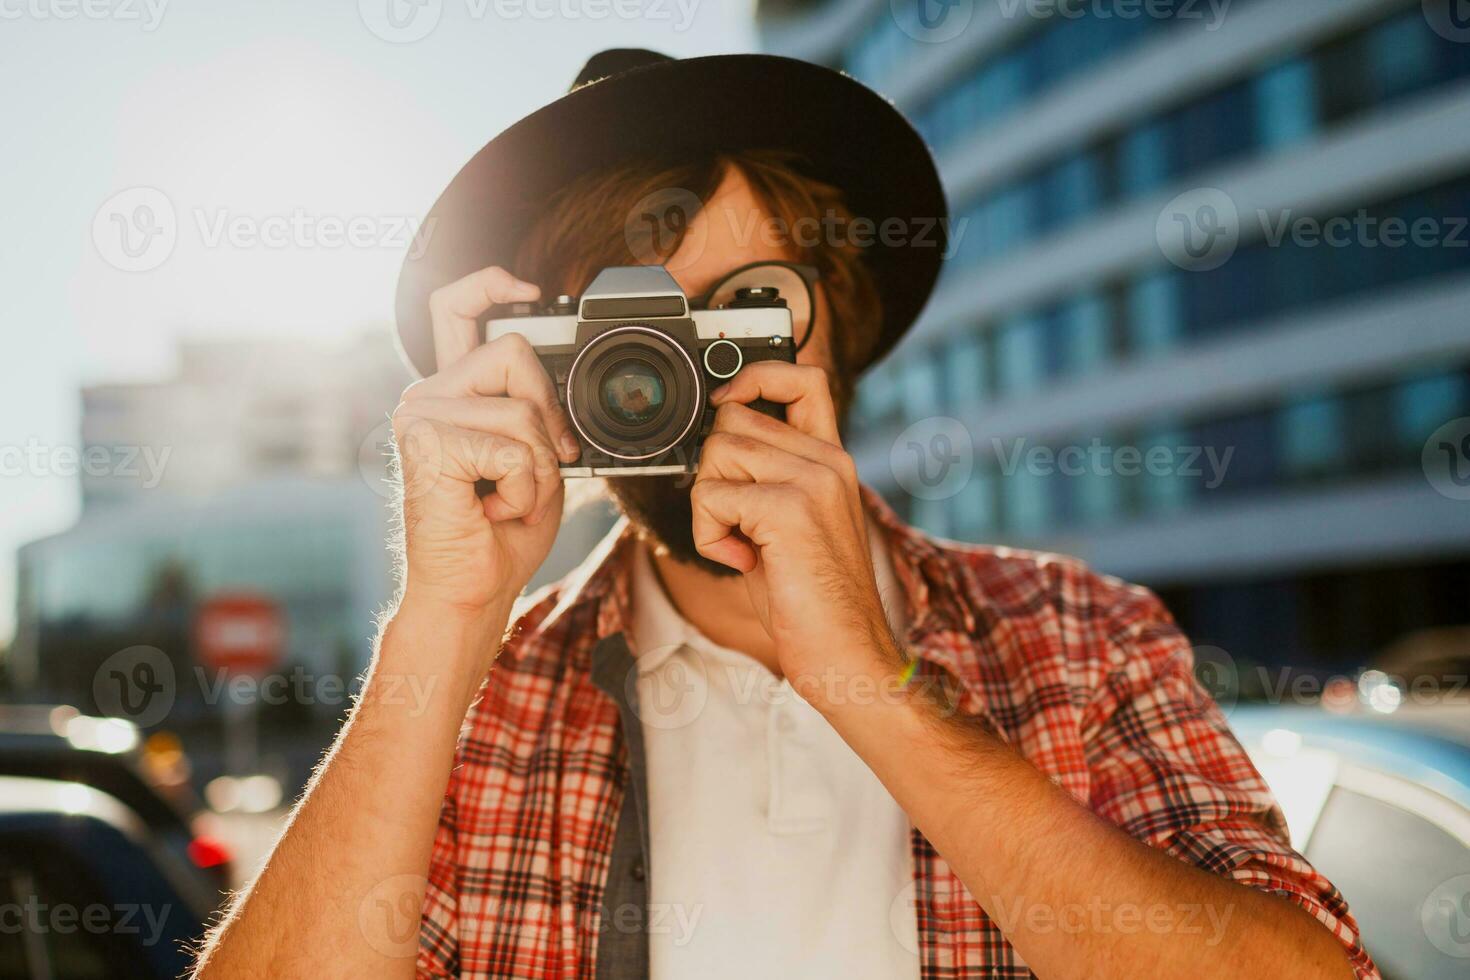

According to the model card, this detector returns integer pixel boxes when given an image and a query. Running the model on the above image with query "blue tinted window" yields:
[951,472,998,540]
[944,332,989,407]
[995,314,1048,394]
[1175,83,1253,174]
[1137,425,1193,516]
[853,363,902,430]
[1118,122,1171,196]
[1127,271,1183,356]
[1394,372,1468,446]
[1002,466,1050,537]
[1279,393,1347,478]
[1058,293,1111,374]
[1367,12,1438,102]
[911,497,952,539]
[900,350,944,418]
[1069,437,1124,528]
[1044,154,1103,229]
[1254,59,1318,149]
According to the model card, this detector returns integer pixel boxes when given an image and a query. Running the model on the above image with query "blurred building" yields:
[760,0,1470,671]
[10,333,411,717]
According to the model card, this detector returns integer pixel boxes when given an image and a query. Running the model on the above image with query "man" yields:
[193,51,1376,979]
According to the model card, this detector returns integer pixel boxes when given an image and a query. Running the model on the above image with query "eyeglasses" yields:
[688,261,820,353]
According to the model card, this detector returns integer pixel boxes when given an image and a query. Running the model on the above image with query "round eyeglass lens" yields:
[706,264,813,347]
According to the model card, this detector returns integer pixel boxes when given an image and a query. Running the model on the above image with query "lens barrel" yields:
[566,326,703,461]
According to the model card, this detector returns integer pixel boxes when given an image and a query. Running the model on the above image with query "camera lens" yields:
[567,326,702,462]
[601,359,666,427]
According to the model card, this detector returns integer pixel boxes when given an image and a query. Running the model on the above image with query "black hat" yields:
[394,49,948,378]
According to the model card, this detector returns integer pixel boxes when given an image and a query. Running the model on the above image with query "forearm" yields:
[192,595,510,978]
[818,652,1355,980]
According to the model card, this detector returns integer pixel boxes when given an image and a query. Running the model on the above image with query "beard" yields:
[604,370,852,578]
[604,473,740,578]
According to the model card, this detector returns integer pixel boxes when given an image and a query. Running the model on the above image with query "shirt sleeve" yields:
[1081,589,1380,980]
[417,786,461,978]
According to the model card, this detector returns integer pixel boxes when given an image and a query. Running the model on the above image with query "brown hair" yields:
[512,150,882,414]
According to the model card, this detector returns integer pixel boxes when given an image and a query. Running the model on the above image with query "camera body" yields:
[486,265,795,476]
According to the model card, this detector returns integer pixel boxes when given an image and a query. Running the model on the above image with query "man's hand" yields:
[691,361,899,693]
[392,266,582,631]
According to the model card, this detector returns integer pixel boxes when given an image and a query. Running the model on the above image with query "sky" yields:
[0,0,758,642]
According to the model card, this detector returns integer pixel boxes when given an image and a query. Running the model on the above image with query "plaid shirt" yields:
[418,488,1378,979]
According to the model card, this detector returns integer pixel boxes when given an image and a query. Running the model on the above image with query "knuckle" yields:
[830,450,858,483]
[427,284,454,316]
[506,398,539,429]
[798,364,827,385]
[811,463,845,494]
[705,431,752,456]
[688,478,716,506]
[491,332,533,359]
[530,444,560,476]
[494,440,531,474]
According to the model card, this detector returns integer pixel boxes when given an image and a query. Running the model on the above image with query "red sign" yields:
[194,594,284,676]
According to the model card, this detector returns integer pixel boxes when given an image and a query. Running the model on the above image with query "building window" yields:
[943,331,990,408]
[900,350,944,419]
[1254,58,1318,149]
[1126,271,1183,357]
[995,313,1048,395]
[1135,424,1193,517]
[1279,392,1347,482]
[1057,292,1112,376]
[1394,371,1469,449]
[1001,465,1050,537]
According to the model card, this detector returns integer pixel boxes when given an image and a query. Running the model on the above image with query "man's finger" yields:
[428,266,540,372]
[689,478,796,574]
[431,333,581,463]
[393,396,564,525]
[399,420,539,523]
[709,361,841,445]
[697,429,835,492]
[709,402,854,479]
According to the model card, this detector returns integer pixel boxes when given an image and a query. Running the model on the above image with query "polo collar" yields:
[510,488,989,700]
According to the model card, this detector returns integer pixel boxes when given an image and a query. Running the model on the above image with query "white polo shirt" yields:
[629,532,920,980]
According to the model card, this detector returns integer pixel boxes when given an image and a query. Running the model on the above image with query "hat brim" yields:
[394,53,948,378]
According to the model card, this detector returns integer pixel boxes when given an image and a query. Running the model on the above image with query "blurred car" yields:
[0,706,234,899]
[0,775,209,979]
[1231,706,1470,980]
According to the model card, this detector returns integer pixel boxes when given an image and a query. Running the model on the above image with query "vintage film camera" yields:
[486,265,795,476]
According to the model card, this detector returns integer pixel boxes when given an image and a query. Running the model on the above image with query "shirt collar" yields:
[513,487,985,692]
[625,513,910,676]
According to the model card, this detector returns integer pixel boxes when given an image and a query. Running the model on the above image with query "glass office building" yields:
[759,0,1470,672]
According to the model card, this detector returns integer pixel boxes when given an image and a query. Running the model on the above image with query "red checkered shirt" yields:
[418,488,1378,979]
